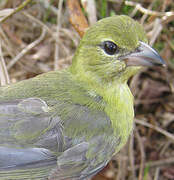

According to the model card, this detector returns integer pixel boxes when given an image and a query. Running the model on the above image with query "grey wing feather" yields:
[0,147,56,170]
[49,135,120,180]
[0,98,62,172]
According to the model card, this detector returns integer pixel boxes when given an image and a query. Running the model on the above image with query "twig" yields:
[129,134,136,180]
[0,26,16,57]
[54,0,63,70]
[81,0,97,25]
[135,128,145,180]
[135,119,174,141]
[0,0,33,23]
[149,18,163,46]
[0,41,10,85]
[7,28,46,70]
[140,1,155,24]
[116,148,128,180]
[129,6,138,18]
[129,157,174,170]
[22,12,53,36]
[154,167,160,180]
[160,141,171,156]
[125,1,174,17]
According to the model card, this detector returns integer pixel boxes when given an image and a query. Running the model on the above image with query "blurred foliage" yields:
[121,5,134,15]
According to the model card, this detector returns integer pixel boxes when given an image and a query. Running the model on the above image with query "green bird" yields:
[0,15,164,180]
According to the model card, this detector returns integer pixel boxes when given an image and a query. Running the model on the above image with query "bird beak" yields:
[124,41,165,67]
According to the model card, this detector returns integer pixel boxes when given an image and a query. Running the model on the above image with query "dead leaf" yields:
[67,0,89,37]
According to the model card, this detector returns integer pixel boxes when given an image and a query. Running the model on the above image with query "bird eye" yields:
[103,41,118,55]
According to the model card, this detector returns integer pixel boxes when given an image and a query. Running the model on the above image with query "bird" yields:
[0,15,165,180]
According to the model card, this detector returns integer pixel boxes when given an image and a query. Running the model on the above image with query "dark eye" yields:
[103,41,118,55]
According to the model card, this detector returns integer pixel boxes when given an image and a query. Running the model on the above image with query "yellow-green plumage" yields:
[0,15,164,180]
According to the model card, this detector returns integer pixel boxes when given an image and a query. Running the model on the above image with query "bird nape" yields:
[0,15,165,180]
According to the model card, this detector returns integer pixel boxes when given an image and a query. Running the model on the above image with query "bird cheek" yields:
[114,61,127,73]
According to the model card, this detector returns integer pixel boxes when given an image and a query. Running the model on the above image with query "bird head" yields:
[70,15,165,86]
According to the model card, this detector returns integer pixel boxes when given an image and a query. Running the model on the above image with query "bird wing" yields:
[0,97,119,180]
[0,98,59,175]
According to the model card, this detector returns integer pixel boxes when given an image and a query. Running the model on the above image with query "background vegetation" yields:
[0,0,174,180]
